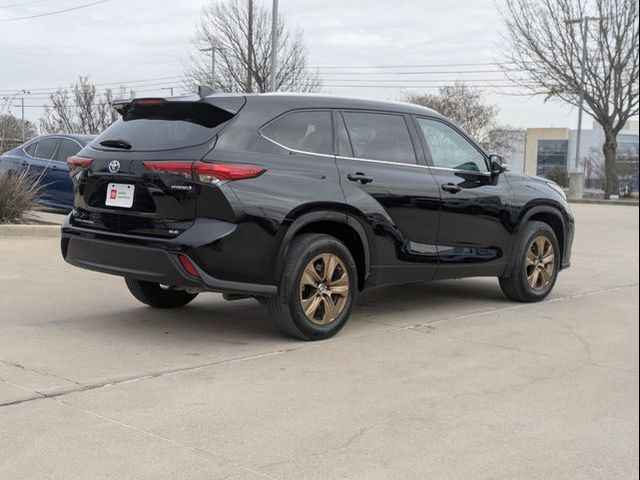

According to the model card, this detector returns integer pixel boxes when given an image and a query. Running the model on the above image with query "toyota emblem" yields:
[108,160,121,173]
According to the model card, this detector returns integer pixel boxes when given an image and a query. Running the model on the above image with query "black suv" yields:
[61,93,574,340]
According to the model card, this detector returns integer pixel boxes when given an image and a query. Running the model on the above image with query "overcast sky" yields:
[0,0,609,130]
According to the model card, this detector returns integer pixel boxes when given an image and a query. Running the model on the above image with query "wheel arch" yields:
[276,211,371,291]
[515,205,567,269]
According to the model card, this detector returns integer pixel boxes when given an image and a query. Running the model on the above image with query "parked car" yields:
[0,134,95,211]
[61,94,574,340]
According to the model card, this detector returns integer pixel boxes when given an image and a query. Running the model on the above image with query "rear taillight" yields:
[67,156,93,168]
[143,161,265,185]
[142,161,192,179]
[193,162,265,185]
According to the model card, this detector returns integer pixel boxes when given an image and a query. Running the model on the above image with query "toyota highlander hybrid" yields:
[61,93,574,340]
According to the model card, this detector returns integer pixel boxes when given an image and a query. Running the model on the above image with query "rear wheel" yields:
[267,234,357,340]
[499,221,559,302]
[125,278,198,309]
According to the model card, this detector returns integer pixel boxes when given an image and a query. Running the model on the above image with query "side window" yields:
[335,113,353,157]
[33,138,60,160]
[55,139,81,162]
[262,110,332,155]
[416,118,487,172]
[25,142,37,156]
[342,112,416,164]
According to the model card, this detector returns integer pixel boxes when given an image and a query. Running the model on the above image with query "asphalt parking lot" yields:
[1,203,638,480]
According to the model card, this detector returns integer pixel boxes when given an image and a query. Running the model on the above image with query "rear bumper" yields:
[61,216,276,296]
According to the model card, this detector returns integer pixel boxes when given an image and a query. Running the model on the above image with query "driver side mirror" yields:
[489,154,508,175]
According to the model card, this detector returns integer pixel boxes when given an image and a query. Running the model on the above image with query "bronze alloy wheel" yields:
[526,235,556,291]
[298,253,350,325]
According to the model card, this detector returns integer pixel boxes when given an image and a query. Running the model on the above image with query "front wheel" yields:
[499,221,560,302]
[267,234,357,340]
[125,278,198,309]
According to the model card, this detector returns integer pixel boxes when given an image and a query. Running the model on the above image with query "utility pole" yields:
[269,0,278,92]
[199,43,216,91]
[162,87,175,96]
[246,0,253,92]
[565,16,604,171]
[19,90,30,141]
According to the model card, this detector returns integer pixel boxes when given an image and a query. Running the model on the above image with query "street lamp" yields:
[199,44,216,91]
[565,16,605,172]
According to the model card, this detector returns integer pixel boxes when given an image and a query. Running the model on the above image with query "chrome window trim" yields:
[260,134,335,159]
[335,155,429,169]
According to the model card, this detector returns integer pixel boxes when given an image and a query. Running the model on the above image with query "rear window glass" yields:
[92,102,233,152]
[262,110,332,155]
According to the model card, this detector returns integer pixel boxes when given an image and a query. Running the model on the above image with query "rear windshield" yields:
[92,102,234,152]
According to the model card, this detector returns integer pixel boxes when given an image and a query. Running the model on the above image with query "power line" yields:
[0,0,48,10]
[0,75,184,95]
[0,0,112,23]
[305,62,518,69]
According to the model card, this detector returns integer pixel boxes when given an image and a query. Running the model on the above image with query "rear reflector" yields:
[143,161,265,185]
[178,254,200,278]
[67,156,93,168]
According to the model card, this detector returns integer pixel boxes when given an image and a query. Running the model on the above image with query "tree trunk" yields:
[602,128,619,198]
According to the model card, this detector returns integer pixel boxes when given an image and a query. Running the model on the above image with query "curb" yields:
[0,224,61,238]
[569,199,639,206]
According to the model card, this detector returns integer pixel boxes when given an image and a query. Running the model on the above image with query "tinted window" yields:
[416,118,487,172]
[34,138,60,160]
[55,139,81,162]
[342,112,416,164]
[262,110,332,155]
[93,102,233,152]
[25,142,37,156]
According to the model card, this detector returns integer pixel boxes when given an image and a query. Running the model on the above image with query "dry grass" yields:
[0,169,44,224]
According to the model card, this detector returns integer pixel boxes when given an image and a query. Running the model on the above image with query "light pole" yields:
[565,16,604,171]
[162,87,175,96]
[19,90,30,141]
[199,44,216,91]
[269,0,278,92]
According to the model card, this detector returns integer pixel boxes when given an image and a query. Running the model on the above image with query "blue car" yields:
[0,134,95,211]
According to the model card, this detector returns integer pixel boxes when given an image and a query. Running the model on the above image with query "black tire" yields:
[499,221,560,302]
[124,278,198,309]
[267,234,357,340]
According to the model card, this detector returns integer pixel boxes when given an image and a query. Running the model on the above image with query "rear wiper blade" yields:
[100,139,132,150]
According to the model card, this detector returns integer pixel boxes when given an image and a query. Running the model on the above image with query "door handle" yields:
[441,183,462,194]
[347,172,374,184]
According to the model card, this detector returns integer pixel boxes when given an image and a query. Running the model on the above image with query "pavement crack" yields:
[51,396,280,480]
[0,359,86,388]
[259,423,381,470]
[555,320,596,364]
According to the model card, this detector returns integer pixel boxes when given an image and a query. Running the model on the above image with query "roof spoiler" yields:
[111,92,246,117]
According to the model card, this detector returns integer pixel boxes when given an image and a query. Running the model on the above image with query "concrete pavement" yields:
[0,204,638,479]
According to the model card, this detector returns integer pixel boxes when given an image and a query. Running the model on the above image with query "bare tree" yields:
[402,82,511,151]
[40,76,132,135]
[184,0,320,93]
[502,0,639,198]
[0,114,37,152]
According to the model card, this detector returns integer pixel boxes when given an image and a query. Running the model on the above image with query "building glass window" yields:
[536,140,568,178]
